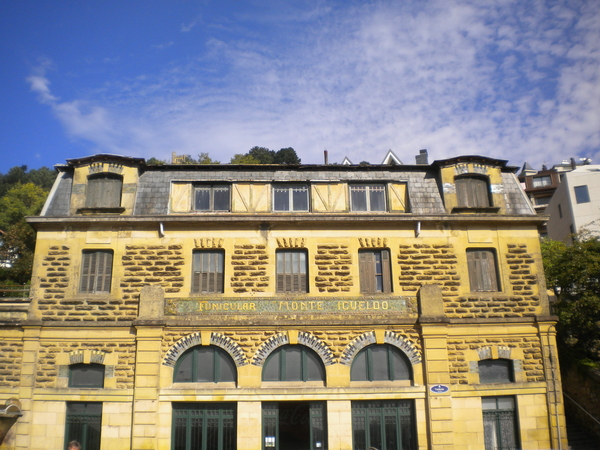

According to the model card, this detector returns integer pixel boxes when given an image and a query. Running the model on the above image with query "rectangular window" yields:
[574,185,590,204]
[172,403,236,450]
[532,175,551,188]
[262,402,327,450]
[195,185,230,211]
[192,251,224,293]
[482,397,519,450]
[350,184,386,211]
[359,250,392,294]
[558,203,563,218]
[352,400,416,450]
[276,250,307,293]
[534,196,551,206]
[86,175,122,208]
[456,177,490,207]
[273,185,309,211]
[467,249,499,292]
[65,402,102,450]
[80,250,113,293]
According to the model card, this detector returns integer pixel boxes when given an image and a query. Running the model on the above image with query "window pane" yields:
[69,364,105,388]
[263,351,281,381]
[575,185,590,203]
[292,186,309,211]
[351,349,368,381]
[213,186,230,210]
[479,359,513,384]
[285,347,303,381]
[306,350,325,381]
[195,188,210,210]
[274,187,290,211]
[196,347,215,382]
[174,352,193,382]
[369,186,386,211]
[391,349,411,381]
[218,351,237,382]
[351,186,368,211]
[370,346,389,380]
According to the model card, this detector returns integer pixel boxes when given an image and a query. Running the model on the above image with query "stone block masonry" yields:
[397,243,460,295]
[230,244,269,293]
[315,244,353,293]
[121,244,185,298]
[0,339,23,387]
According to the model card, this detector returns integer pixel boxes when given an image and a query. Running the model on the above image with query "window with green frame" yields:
[262,345,325,382]
[65,402,102,450]
[174,346,237,383]
[69,363,105,388]
[172,403,236,450]
[482,396,519,450]
[350,344,412,382]
[352,400,416,450]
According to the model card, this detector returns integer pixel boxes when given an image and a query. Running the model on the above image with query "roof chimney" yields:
[570,157,576,170]
[324,150,329,165]
[415,149,428,165]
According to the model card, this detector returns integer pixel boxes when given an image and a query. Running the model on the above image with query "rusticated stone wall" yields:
[230,244,269,293]
[0,339,23,387]
[38,245,71,319]
[121,244,185,298]
[445,244,541,319]
[315,244,353,293]
[35,341,136,389]
[397,243,460,294]
[447,336,543,384]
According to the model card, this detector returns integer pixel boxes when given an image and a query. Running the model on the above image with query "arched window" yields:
[262,345,325,382]
[69,363,105,388]
[478,359,514,384]
[174,346,236,383]
[86,173,123,208]
[351,344,411,382]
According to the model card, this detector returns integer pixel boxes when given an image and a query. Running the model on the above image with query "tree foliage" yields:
[0,166,56,285]
[230,146,301,164]
[541,236,600,360]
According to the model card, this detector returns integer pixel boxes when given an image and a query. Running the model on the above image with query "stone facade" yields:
[0,154,567,450]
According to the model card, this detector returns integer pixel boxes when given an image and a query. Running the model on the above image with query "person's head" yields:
[67,441,81,450]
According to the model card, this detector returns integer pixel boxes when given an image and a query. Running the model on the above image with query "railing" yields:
[0,285,31,301]
[563,392,600,427]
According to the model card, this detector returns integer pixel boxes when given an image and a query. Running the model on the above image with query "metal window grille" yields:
[172,403,236,450]
[65,402,102,450]
[351,401,416,450]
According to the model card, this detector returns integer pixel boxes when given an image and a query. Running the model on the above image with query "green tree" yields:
[541,236,600,360]
[146,157,166,165]
[274,147,301,164]
[197,152,220,164]
[248,146,276,164]
[0,183,49,284]
[230,153,261,164]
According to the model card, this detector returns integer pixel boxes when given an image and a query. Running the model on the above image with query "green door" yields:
[263,402,327,450]
[351,401,415,450]
[172,403,236,450]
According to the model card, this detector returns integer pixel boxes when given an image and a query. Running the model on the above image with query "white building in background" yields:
[546,164,600,243]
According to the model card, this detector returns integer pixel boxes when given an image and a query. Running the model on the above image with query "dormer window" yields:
[455,176,490,208]
[86,173,123,208]
[350,184,386,211]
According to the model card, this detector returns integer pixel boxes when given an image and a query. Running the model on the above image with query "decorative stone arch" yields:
[162,332,248,368]
[384,331,422,365]
[297,331,335,366]
[340,331,421,366]
[477,346,512,361]
[252,333,290,366]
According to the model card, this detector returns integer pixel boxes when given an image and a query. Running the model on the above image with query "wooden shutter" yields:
[467,249,498,291]
[192,251,224,293]
[456,177,490,207]
[86,176,122,208]
[381,249,392,293]
[80,250,112,293]
[359,251,376,293]
[277,251,307,293]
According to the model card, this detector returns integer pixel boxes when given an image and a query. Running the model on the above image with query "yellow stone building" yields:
[0,153,567,450]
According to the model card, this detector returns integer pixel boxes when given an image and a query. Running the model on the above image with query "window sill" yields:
[77,207,125,215]
[452,206,500,214]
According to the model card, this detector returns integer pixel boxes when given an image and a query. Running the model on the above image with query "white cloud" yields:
[28,0,600,167]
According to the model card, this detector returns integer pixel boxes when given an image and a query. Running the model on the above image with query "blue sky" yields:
[1,0,599,172]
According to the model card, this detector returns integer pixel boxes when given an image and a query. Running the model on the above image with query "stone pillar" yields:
[15,326,41,450]
[419,285,454,450]
[327,400,352,450]
[131,324,163,450]
[238,402,262,450]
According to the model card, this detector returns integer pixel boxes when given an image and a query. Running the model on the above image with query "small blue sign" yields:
[430,384,450,394]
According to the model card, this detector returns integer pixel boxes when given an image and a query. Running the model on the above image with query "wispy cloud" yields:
[27,0,600,167]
